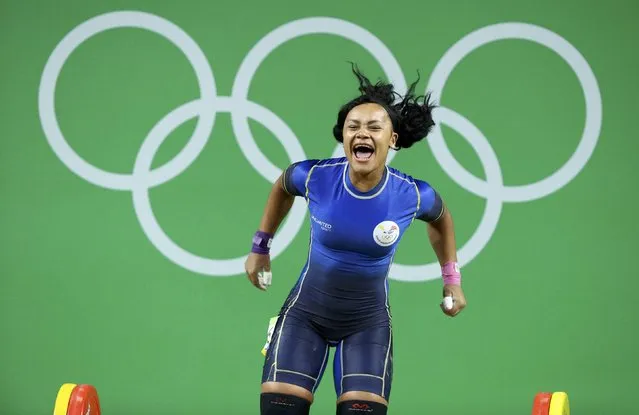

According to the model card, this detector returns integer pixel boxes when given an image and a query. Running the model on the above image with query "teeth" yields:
[354,143,374,161]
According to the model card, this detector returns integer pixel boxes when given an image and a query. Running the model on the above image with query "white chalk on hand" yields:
[442,296,454,310]
[258,270,272,289]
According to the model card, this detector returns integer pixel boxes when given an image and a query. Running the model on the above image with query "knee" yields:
[338,391,387,405]
[261,392,311,414]
[262,381,314,403]
[337,391,388,414]
[261,382,313,414]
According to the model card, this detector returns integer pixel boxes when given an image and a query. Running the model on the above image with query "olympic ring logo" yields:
[38,11,602,282]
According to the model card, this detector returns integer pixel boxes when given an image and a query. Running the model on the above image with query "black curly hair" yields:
[333,63,437,150]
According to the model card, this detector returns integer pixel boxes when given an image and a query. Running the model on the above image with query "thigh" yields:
[262,311,331,395]
[333,322,393,400]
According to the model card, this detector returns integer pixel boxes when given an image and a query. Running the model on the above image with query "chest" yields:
[307,189,415,258]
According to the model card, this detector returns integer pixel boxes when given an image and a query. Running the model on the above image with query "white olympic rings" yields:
[38,11,602,282]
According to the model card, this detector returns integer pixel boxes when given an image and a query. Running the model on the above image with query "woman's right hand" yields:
[245,252,272,291]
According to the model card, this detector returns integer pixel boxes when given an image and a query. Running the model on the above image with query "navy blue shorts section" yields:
[261,310,393,399]
[333,322,393,399]
[261,311,330,393]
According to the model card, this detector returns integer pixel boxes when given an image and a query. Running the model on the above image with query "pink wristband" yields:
[442,261,461,286]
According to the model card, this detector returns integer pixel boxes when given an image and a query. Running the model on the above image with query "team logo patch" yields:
[373,220,400,247]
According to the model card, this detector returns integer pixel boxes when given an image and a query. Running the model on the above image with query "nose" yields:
[355,129,370,139]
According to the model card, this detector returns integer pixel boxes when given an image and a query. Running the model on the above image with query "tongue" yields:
[355,149,373,160]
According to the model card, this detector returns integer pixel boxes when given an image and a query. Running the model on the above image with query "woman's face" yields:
[342,103,397,176]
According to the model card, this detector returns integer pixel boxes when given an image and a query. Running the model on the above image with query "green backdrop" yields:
[1,0,637,414]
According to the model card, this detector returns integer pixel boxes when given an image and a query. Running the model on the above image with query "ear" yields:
[389,132,399,150]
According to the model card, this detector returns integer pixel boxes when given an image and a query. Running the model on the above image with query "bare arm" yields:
[245,175,295,291]
[426,205,458,266]
[257,175,295,234]
[427,204,467,317]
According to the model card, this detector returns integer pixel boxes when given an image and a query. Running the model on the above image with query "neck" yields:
[349,165,386,192]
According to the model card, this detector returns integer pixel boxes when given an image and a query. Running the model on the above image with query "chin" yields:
[349,157,378,175]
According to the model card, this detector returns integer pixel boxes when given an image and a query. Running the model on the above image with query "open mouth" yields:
[353,143,375,161]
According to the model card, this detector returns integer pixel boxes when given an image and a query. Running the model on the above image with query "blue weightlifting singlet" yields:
[262,156,443,399]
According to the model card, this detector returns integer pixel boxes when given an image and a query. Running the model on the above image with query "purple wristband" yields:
[251,230,273,255]
[442,261,461,286]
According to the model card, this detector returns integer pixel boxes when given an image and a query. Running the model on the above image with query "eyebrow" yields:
[346,118,383,124]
